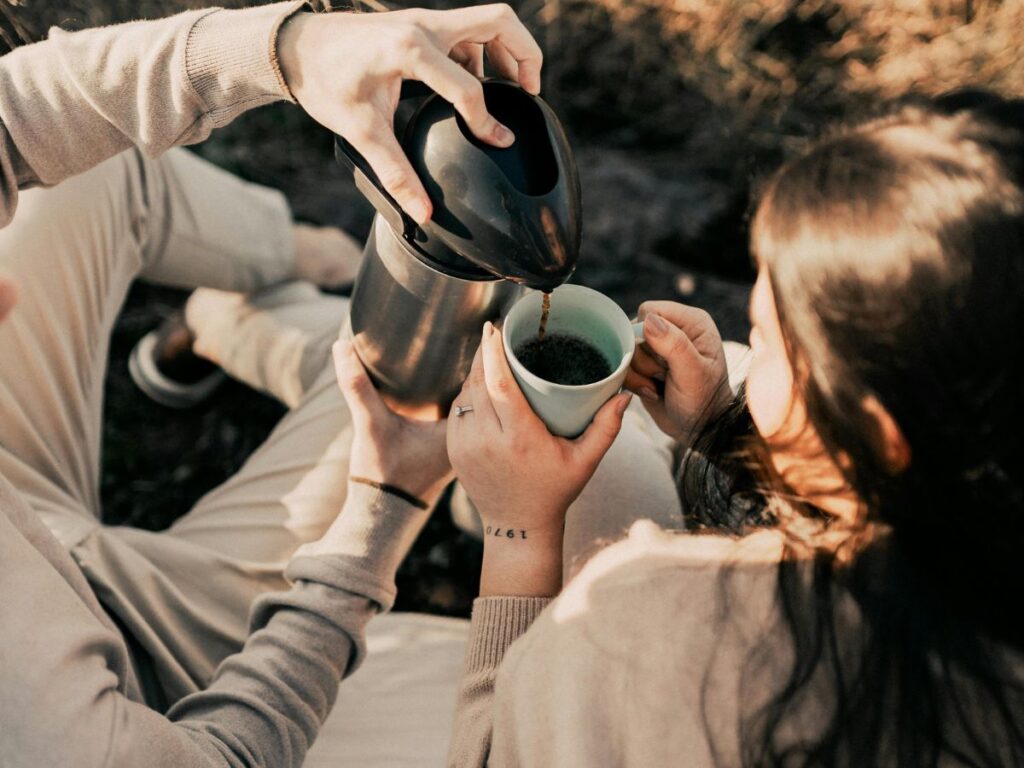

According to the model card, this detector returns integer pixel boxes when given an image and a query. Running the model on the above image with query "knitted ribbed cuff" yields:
[286,481,433,610]
[185,1,306,125]
[464,597,552,674]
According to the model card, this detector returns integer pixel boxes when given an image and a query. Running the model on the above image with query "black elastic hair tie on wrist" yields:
[350,476,430,510]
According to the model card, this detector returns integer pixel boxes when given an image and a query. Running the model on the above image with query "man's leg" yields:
[71,282,355,702]
[559,341,752,579]
[167,285,352,563]
[0,148,295,549]
[0,147,342,704]
[72,354,355,704]
[185,281,349,409]
[560,401,683,578]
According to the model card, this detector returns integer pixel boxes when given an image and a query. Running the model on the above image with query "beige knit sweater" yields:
[0,3,302,227]
[448,522,1024,767]
[448,521,796,767]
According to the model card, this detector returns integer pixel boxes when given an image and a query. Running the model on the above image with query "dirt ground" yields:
[2,0,1013,617]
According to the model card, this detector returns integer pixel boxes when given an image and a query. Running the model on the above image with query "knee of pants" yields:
[135,148,294,291]
[563,405,683,577]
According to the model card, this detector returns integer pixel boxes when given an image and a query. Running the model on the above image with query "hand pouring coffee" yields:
[337,80,582,417]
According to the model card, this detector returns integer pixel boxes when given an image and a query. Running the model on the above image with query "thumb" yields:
[333,340,389,429]
[574,392,632,466]
[642,313,702,372]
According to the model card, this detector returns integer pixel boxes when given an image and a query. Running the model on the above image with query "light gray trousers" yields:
[0,148,684,713]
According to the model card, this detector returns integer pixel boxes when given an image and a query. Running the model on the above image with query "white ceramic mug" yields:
[502,284,643,437]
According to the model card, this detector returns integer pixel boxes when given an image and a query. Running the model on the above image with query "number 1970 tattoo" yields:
[485,526,528,540]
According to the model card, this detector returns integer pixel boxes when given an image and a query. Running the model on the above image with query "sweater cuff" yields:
[464,597,551,675]
[285,481,433,610]
[185,1,307,125]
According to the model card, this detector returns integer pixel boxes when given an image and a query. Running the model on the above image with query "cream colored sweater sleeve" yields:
[449,596,552,766]
[0,1,304,227]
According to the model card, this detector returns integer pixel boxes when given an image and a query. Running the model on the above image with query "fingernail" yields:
[646,314,668,337]
[616,392,633,415]
[407,199,431,226]
[638,386,659,402]
[483,321,493,338]
[493,123,515,147]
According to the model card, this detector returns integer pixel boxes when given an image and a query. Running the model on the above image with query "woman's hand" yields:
[448,322,632,596]
[277,5,543,225]
[333,340,453,506]
[625,301,731,445]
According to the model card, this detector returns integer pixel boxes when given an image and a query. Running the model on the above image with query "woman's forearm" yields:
[0,1,303,227]
[446,519,560,765]
[448,595,552,767]
[479,522,564,598]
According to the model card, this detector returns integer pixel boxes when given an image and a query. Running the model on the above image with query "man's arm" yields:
[0,2,302,227]
[2,482,432,767]
[0,2,542,229]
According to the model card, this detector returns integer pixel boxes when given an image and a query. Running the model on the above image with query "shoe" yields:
[129,312,226,409]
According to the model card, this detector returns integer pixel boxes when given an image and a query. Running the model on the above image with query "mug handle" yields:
[631,321,645,342]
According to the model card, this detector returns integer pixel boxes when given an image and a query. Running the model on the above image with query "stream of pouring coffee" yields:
[537,292,552,340]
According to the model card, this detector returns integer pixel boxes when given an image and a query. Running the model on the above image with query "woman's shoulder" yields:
[517,522,790,668]
[582,519,786,571]
[493,523,795,766]
[560,521,788,617]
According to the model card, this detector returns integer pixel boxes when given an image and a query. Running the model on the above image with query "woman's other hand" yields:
[277,5,543,226]
[333,340,453,506]
[625,301,731,445]
[448,322,632,596]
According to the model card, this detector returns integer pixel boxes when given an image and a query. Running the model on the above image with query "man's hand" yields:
[334,340,453,506]
[277,5,543,225]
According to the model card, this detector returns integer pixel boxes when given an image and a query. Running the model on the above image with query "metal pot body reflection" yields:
[349,218,522,413]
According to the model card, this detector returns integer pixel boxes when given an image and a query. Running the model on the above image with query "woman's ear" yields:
[0,275,17,323]
[863,395,911,474]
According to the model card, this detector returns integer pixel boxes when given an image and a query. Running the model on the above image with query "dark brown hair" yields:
[685,93,1024,766]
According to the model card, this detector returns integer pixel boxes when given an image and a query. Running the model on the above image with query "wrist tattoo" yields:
[484,525,529,540]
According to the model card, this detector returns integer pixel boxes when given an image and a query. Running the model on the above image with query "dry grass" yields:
[586,0,1023,139]
[496,0,1022,165]
[2,0,1018,165]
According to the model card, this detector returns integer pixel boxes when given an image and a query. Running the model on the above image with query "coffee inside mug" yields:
[512,332,612,386]
[504,287,632,388]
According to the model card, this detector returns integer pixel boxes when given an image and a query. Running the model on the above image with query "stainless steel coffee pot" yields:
[337,80,582,415]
